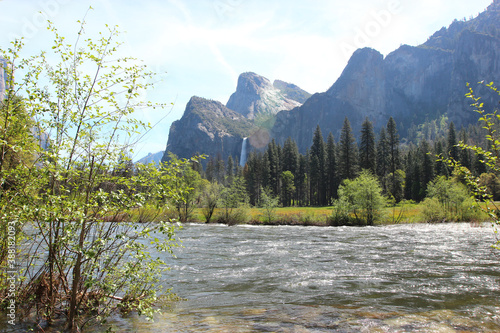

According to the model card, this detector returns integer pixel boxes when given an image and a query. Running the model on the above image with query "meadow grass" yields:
[123,200,494,225]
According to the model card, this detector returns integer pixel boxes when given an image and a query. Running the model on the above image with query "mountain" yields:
[162,73,310,164]
[271,1,500,152]
[0,57,6,101]
[161,96,254,164]
[136,151,164,166]
[226,72,303,119]
[163,1,500,162]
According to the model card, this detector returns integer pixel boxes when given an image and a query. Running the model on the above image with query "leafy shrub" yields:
[423,176,484,222]
[214,206,250,225]
[420,197,447,222]
[332,171,386,225]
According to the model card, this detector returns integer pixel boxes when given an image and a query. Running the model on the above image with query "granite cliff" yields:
[271,0,500,152]
[273,79,312,104]
[161,96,254,164]
[226,72,304,119]
[162,73,309,163]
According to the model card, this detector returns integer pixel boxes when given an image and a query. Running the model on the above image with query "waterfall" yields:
[239,137,248,166]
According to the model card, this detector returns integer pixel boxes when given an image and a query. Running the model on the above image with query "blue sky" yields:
[0,0,493,160]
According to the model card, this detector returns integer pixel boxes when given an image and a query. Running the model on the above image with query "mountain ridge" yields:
[271,1,500,152]
[163,1,500,161]
[162,74,310,164]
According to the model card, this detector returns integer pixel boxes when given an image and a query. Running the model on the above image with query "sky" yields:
[0,0,494,160]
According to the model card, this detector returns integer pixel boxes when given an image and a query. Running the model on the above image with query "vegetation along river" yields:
[5,223,500,332]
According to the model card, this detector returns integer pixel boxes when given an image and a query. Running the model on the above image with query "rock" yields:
[163,74,310,164]
[226,72,303,119]
[163,2,500,160]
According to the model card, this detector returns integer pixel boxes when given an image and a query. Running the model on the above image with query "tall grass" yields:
[123,201,493,225]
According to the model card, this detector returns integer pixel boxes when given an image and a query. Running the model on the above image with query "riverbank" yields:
[125,201,493,226]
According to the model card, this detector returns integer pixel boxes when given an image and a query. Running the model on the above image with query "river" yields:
[4,223,500,332]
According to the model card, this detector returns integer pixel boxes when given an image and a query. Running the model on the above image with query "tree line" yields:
[195,115,498,209]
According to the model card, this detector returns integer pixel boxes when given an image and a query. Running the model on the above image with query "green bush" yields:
[420,197,447,222]
[332,170,386,226]
[214,206,250,225]
[330,198,357,226]
[423,176,485,222]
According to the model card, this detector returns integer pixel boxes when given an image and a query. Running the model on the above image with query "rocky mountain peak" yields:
[0,58,6,101]
[226,72,303,119]
[235,72,273,95]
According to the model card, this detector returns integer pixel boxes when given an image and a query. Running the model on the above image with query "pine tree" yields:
[243,152,258,205]
[227,155,234,183]
[282,137,300,204]
[447,121,459,161]
[281,171,295,207]
[326,132,338,202]
[262,149,271,190]
[386,117,400,175]
[338,117,359,181]
[296,153,308,206]
[434,139,449,177]
[359,117,376,174]
[282,137,299,175]
[386,117,401,201]
[215,153,225,184]
[404,147,421,201]
[376,127,389,180]
[205,157,215,182]
[266,139,281,196]
[419,139,435,196]
[310,125,327,205]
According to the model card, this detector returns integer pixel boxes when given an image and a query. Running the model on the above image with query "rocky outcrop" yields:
[161,96,254,164]
[271,1,500,152]
[226,72,302,119]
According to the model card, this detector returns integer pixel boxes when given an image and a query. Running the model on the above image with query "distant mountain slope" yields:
[271,0,500,152]
[136,151,164,166]
[273,79,312,104]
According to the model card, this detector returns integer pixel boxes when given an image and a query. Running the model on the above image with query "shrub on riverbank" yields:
[127,200,491,225]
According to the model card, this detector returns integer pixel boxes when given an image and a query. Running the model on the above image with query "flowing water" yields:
[240,137,248,167]
[4,223,500,332]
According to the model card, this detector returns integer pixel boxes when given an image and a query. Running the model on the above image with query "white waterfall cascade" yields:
[239,137,248,167]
